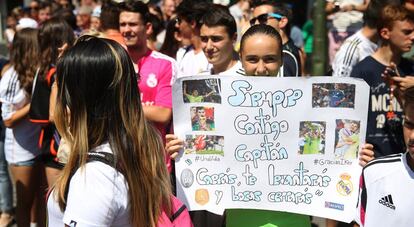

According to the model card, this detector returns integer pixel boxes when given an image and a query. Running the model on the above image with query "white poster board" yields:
[172,76,369,223]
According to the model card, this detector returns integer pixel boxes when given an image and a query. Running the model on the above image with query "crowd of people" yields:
[0,0,414,227]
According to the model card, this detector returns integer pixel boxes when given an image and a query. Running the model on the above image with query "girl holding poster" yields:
[167,24,376,227]
[225,24,311,227]
[168,24,311,227]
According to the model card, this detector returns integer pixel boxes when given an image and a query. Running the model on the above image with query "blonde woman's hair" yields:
[54,35,171,226]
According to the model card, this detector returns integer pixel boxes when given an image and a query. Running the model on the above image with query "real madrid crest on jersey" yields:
[146,73,158,88]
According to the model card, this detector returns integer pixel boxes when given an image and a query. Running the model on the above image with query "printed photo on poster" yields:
[334,119,360,159]
[191,106,215,131]
[183,79,221,103]
[298,121,326,155]
[185,135,224,156]
[312,83,355,108]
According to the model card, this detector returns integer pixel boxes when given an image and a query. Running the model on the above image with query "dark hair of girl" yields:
[38,17,75,78]
[159,18,180,58]
[54,36,172,226]
[240,24,282,55]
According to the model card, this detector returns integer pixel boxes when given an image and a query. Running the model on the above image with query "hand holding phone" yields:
[385,68,399,77]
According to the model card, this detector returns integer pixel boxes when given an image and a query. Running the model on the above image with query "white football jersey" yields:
[332,30,377,77]
[356,153,414,227]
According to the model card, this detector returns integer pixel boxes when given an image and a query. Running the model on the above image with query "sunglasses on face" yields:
[175,17,181,25]
[249,13,284,26]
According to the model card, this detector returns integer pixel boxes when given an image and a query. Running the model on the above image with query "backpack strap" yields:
[87,152,115,166]
[63,152,116,210]
[46,67,56,87]
[170,204,187,222]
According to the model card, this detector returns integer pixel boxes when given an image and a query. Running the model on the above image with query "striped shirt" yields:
[0,66,41,163]
[332,30,377,77]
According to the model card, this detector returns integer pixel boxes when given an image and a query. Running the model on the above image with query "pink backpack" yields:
[158,196,193,227]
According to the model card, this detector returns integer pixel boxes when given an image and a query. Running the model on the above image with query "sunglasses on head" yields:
[249,13,284,26]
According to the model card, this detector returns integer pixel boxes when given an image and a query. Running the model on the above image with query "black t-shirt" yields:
[29,68,55,122]
[282,39,302,77]
[350,56,414,157]
[29,67,60,163]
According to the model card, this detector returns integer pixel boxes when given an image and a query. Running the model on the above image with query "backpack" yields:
[158,196,193,227]
[29,67,60,159]
[29,67,56,123]
[64,152,193,227]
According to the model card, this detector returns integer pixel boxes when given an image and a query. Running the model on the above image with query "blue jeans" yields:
[0,141,13,213]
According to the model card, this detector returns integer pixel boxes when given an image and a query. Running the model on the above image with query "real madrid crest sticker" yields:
[146,73,158,88]
[336,173,353,196]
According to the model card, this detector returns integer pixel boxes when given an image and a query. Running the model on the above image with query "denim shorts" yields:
[10,157,37,167]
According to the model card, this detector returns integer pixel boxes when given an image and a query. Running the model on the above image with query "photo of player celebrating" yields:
[183,79,222,103]
[298,121,326,155]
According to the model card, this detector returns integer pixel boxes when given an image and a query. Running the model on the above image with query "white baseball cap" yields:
[16,17,38,30]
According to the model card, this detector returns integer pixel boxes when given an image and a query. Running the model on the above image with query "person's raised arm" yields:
[143,106,172,124]
[183,83,189,96]
[205,90,215,98]
[317,85,329,92]
[49,81,58,123]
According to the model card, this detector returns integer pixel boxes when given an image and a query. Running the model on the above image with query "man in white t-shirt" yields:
[199,5,244,76]
[331,0,387,77]
[356,87,414,227]
[187,6,245,227]
[175,0,212,77]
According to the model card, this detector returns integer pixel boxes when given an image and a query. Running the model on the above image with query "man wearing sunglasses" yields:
[29,0,39,21]
[251,0,302,77]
